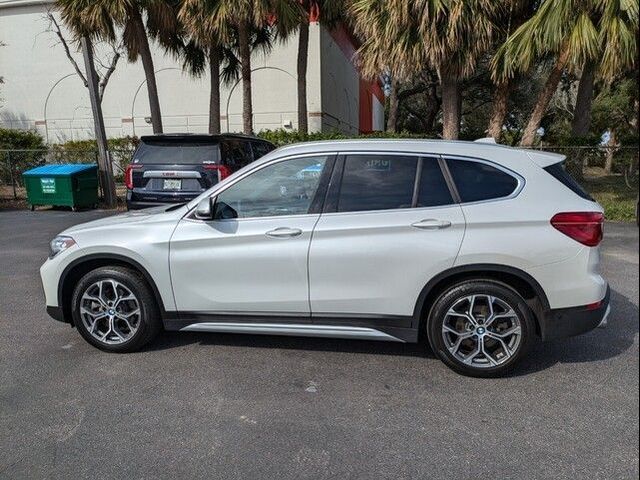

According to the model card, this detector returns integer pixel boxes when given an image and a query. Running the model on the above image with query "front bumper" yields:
[539,285,611,341]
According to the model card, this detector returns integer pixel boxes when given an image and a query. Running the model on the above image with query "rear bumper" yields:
[127,189,201,210]
[539,285,610,341]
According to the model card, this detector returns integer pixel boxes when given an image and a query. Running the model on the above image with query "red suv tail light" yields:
[550,212,604,247]
[204,164,233,182]
[125,164,142,190]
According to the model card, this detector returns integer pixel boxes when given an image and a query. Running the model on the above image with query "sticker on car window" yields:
[365,158,391,171]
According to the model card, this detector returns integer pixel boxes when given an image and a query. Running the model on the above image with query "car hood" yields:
[62,204,187,234]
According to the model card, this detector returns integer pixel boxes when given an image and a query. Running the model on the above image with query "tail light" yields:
[550,212,604,247]
[125,164,142,189]
[204,164,232,182]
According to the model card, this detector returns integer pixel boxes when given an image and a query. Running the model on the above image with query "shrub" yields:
[0,128,47,185]
[257,129,432,146]
[49,136,139,175]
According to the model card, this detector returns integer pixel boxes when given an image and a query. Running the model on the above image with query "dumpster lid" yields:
[22,163,98,176]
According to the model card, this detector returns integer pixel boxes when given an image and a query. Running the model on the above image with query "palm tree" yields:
[351,0,498,140]
[571,0,638,137]
[486,1,536,141]
[188,0,298,135]
[291,1,340,134]
[178,1,228,134]
[58,0,181,134]
[179,3,270,135]
[492,0,603,146]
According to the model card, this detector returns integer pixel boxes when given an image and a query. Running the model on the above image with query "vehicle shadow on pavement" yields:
[146,288,637,375]
[515,288,638,376]
[150,329,433,359]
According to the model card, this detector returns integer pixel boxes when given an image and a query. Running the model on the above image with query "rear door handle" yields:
[411,219,452,230]
[265,227,303,238]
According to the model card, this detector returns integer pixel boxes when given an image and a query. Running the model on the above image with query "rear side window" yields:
[446,159,519,203]
[252,141,275,159]
[222,140,253,170]
[133,143,219,164]
[544,162,594,201]
[337,155,417,212]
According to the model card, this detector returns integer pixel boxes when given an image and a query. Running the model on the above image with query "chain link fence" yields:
[1,145,638,210]
[0,149,131,206]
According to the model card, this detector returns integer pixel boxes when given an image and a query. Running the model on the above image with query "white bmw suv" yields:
[40,140,610,377]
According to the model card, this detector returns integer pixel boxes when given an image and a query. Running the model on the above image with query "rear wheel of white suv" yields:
[427,280,535,377]
[71,266,161,352]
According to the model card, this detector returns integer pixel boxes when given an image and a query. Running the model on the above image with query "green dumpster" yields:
[22,164,98,211]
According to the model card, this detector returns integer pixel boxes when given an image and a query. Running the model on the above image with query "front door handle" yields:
[411,219,452,230]
[265,227,303,238]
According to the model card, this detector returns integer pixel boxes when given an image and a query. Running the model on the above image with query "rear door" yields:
[308,153,466,320]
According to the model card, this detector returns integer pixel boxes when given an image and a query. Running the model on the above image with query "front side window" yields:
[337,155,418,212]
[214,156,329,219]
[446,158,519,203]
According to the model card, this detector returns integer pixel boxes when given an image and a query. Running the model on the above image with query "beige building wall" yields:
[0,0,326,141]
[0,0,383,141]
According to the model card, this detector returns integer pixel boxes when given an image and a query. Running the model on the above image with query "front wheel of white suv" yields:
[427,280,535,377]
[71,266,161,352]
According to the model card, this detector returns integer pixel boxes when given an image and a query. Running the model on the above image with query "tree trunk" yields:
[209,46,221,134]
[238,21,253,135]
[386,80,399,133]
[520,46,570,147]
[81,36,116,207]
[423,83,441,134]
[297,21,309,134]
[571,60,596,137]
[132,9,163,134]
[604,129,617,174]
[440,72,461,140]
[487,79,511,141]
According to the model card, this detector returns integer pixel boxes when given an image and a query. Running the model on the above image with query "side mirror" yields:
[194,197,214,220]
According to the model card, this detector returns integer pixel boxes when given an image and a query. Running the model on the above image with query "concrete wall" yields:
[319,27,360,134]
[0,0,326,141]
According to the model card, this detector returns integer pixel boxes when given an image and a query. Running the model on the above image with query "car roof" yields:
[264,139,565,168]
[140,133,271,143]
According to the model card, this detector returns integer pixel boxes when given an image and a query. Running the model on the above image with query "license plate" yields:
[163,179,182,190]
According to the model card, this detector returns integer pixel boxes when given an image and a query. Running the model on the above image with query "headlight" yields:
[49,236,76,259]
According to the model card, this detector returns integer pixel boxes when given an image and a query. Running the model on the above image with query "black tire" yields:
[426,280,535,378]
[71,266,161,352]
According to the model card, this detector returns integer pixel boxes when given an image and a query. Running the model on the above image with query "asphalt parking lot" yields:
[0,209,638,479]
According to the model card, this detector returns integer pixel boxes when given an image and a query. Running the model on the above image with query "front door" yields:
[170,155,334,316]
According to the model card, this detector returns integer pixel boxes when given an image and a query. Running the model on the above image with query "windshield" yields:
[133,142,220,165]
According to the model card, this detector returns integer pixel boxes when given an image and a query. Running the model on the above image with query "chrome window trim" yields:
[184,149,525,220]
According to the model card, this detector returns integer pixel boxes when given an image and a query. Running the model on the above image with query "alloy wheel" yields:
[79,279,141,345]
[441,294,522,368]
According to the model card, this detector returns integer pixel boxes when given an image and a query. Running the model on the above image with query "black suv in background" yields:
[125,133,276,210]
